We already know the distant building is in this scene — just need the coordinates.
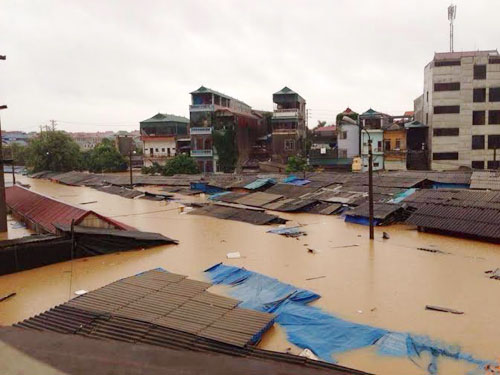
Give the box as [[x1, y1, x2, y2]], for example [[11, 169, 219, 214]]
[[2, 131, 29, 146], [415, 49, 500, 170], [309, 125, 346, 170], [359, 109, 391, 172], [271, 87, 306, 163], [140, 113, 189, 167], [189, 86, 261, 173], [383, 123, 407, 171], [405, 120, 429, 170], [70, 131, 115, 150], [337, 108, 360, 160]]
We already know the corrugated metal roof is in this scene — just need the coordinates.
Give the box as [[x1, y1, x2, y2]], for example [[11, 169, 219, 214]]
[[470, 170, 500, 190], [346, 202, 404, 220], [189, 205, 286, 225], [235, 192, 283, 207], [16, 269, 275, 348], [6, 186, 132, 234], [1, 326, 370, 375]]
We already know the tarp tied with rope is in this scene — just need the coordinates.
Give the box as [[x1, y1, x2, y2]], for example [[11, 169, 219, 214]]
[[205, 264, 494, 375]]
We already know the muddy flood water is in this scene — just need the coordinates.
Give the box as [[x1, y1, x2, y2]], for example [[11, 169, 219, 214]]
[[1, 175, 499, 375]]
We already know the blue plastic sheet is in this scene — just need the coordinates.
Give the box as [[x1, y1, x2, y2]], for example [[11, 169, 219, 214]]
[[388, 188, 417, 203], [244, 178, 275, 190], [205, 263, 492, 374], [282, 175, 311, 186]]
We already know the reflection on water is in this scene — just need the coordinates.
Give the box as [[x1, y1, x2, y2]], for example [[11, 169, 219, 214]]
[[0, 175, 499, 375]]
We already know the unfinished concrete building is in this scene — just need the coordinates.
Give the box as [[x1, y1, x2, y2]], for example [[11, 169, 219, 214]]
[[415, 50, 500, 170]]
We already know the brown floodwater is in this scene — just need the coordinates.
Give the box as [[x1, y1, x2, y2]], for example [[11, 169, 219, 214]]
[[1, 175, 500, 375]]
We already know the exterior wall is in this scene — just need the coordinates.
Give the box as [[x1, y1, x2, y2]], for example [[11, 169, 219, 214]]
[[383, 129, 407, 171], [338, 124, 360, 158], [414, 94, 424, 123], [423, 52, 500, 170], [143, 137, 177, 166], [79, 213, 120, 230], [361, 130, 384, 171]]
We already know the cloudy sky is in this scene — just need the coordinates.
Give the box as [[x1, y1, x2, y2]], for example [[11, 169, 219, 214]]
[[1, 0, 499, 132]]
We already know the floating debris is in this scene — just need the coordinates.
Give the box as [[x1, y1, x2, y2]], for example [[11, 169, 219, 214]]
[[267, 226, 305, 238], [425, 305, 464, 315], [305, 276, 326, 281], [226, 252, 241, 259], [0, 292, 16, 302]]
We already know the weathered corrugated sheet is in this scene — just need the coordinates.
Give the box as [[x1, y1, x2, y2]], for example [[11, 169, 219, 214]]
[[235, 192, 283, 207], [189, 205, 286, 225], [16, 269, 275, 348], [6, 186, 133, 234], [0, 326, 371, 375], [470, 170, 500, 190], [263, 183, 317, 199], [346, 202, 406, 221], [93, 185, 144, 199]]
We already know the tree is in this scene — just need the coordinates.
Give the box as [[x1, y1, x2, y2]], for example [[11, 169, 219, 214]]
[[86, 138, 127, 173], [25, 131, 82, 172], [213, 128, 237, 173], [286, 155, 312, 178], [161, 154, 199, 176], [316, 120, 327, 128]]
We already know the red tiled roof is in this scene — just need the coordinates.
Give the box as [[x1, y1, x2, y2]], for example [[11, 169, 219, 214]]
[[314, 126, 336, 132], [6, 186, 132, 234], [404, 111, 414, 117]]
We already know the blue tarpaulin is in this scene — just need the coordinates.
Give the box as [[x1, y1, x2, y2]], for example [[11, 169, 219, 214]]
[[205, 263, 492, 375], [388, 188, 417, 203], [282, 175, 311, 186], [190, 182, 225, 194]]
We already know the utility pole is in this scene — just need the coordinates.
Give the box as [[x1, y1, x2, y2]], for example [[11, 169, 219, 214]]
[[0, 54, 8, 232], [368, 138, 374, 240]]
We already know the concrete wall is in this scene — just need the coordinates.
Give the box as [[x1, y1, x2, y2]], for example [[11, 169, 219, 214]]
[[338, 124, 359, 158], [424, 53, 500, 170]]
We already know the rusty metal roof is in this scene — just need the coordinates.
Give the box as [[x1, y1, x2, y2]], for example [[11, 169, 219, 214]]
[[470, 170, 500, 190], [189, 205, 286, 225], [6, 186, 132, 234], [15, 269, 275, 348], [235, 192, 283, 207]]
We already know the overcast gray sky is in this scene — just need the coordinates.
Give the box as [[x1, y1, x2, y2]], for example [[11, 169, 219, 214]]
[[1, 0, 499, 132]]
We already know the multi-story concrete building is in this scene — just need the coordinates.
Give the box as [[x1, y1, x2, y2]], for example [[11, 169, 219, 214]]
[[337, 108, 360, 160], [271, 87, 306, 163], [70, 131, 115, 150], [415, 50, 500, 170], [140, 113, 189, 167], [359, 108, 391, 172], [189, 86, 260, 173]]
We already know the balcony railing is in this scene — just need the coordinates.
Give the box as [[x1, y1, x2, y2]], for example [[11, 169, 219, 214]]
[[190, 149, 213, 157], [272, 108, 299, 119], [189, 104, 215, 112], [272, 128, 298, 134], [190, 127, 213, 135]]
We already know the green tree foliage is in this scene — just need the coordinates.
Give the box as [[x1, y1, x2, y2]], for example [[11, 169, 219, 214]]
[[316, 120, 327, 128], [286, 155, 312, 178], [25, 131, 83, 172], [213, 128, 237, 173], [162, 154, 199, 176], [141, 155, 199, 176], [86, 138, 127, 173]]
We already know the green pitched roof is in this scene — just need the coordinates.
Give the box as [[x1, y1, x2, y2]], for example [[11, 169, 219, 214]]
[[190, 86, 250, 107], [361, 108, 380, 117], [273, 86, 296, 95], [141, 113, 189, 124], [404, 120, 428, 129]]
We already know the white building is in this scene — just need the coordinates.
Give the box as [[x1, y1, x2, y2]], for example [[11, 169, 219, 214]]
[[337, 117, 359, 159], [140, 113, 189, 167], [359, 109, 391, 172], [415, 50, 500, 170]]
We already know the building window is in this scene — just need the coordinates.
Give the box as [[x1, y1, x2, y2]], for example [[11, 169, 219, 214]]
[[433, 152, 459, 160], [473, 111, 486, 125], [426, 113, 429, 124], [284, 139, 295, 151], [149, 147, 153, 155], [489, 57, 500, 64], [489, 87, 500, 102], [472, 161, 485, 169], [395, 139, 401, 149], [434, 82, 460, 91], [167, 148, 171, 156], [434, 105, 460, 114], [433, 128, 459, 136], [434, 60, 461, 67], [161, 148, 165, 152], [488, 161, 500, 169], [377, 141, 382, 152], [384, 140, 391, 151], [488, 135, 500, 149], [373, 162, 380, 167], [473, 88, 486, 102], [472, 135, 485, 150], [155, 148, 159, 152], [489, 110, 500, 125], [474, 65, 487, 80], [426, 91, 429, 102]]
